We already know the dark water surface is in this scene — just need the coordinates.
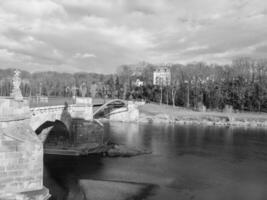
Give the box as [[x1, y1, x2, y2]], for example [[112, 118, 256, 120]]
[[44, 122, 267, 200]]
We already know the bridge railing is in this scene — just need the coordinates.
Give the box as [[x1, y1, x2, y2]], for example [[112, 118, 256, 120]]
[[29, 97, 111, 108], [0, 95, 107, 107], [27, 96, 74, 108]]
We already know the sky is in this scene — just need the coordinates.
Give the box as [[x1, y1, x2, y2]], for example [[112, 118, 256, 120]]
[[0, 0, 267, 74]]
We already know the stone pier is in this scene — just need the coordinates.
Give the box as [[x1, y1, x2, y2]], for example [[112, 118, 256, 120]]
[[0, 70, 49, 200], [72, 97, 93, 121], [0, 98, 50, 199]]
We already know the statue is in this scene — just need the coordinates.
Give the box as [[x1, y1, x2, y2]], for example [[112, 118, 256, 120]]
[[80, 82, 87, 97], [71, 85, 77, 97], [71, 85, 77, 103], [11, 69, 23, 101]]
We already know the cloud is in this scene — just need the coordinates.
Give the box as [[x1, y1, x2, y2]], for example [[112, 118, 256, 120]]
[[0, 0, 266, 73], [74, 53, 96, 59]]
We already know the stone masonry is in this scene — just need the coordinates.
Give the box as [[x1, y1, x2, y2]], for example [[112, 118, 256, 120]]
[[109, 101, 142, 122], [30, 97, 93, 132], [0, 71, 49, 200]]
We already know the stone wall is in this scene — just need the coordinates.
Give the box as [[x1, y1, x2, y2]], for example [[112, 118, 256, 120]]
[[75, 97, 92, 105], [73, 97, 93, 121], [0, 98, 49, 199], [109, 101, 140, 122]]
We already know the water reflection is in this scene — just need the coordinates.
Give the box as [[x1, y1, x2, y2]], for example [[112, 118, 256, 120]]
[[106, 123, 266, 161], [45, 123, 267, 200], [105, 123, 141, 146], [44, 155, 103, 200]]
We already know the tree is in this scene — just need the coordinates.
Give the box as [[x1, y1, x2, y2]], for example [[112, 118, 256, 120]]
[[115, 76, 120, 98], [170, 64, 182, 107]]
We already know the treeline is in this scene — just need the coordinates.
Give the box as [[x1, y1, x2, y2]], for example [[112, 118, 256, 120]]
[[1, 57, 267, 112], [116, 57, 267, 112]]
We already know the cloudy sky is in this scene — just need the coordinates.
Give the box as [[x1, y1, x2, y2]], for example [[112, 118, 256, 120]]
[[0, 0, 267, 73]]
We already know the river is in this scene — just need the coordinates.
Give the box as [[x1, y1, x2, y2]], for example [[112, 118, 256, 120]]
[[44, 122, 267, 200]]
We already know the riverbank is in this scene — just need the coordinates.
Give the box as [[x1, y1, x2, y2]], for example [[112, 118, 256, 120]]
[[138, 103, 267, 128]]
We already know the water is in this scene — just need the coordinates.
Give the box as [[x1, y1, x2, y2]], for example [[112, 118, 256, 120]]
[[44, 122, 267, 200]]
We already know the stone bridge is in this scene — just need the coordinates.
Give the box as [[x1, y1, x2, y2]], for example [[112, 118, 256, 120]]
[[0, 70, 144, 199], [93, 99, 142, 122], [30, 98, 143, 132], [0, 96, 142, 199], [30, 97, 93, 132], [1, 96, 143, 200]]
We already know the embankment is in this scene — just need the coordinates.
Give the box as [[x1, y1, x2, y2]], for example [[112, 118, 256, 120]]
[[138, 104, 267, 128]]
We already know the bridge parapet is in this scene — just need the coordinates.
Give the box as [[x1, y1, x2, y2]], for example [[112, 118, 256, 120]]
[[75, 97, 92, 105]]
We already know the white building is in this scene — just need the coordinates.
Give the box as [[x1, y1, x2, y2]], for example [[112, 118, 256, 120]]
[[153, 67, 171, 86], [135, 79, 144, 87]]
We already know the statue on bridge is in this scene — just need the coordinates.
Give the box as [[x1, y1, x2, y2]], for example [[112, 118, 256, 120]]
[[80, 82, 87, 97], [11, 69, 23, 101], [71, 85, 78, 103]]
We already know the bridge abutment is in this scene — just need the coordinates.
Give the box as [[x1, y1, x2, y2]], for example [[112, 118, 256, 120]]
[[109, 101, 143, 122]]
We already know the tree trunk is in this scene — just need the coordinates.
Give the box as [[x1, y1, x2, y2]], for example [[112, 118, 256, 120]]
[[160, 86, 162, 105], [172, 88, 176, 108], [166, 88, 169, 105], [186, 83, 190, 108]]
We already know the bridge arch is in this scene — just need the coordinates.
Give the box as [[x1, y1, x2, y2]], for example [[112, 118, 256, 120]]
[[93, 99, 128, 118], [36, 120, 70, 143], [30, 102, 74, 132]]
